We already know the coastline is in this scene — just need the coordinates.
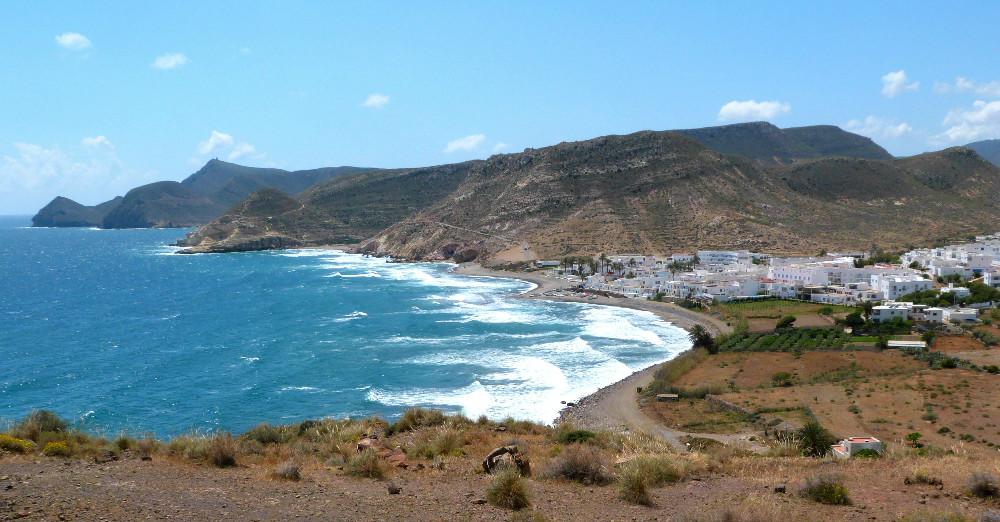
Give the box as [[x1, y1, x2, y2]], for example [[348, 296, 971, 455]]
[[452, 262, 731, 435]]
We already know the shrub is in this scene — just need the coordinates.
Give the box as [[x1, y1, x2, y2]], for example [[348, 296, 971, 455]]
[[115, 435, 135, 451], [775, 315, 796, 329], [616, 466, 652, 506], [345, 449, 388, 479], [556, 429, 596, 445], [771, 371, 793, 387], [852, 448, 881, 459], [625, 455, 679, 486], [969, 471, 1000, 499], [42, 441, 71, 457], [135, 437, 159, 457], [208, 433, 238, 467], [272, 460, 301, 481], [800, 473, 851, 505], [543, 444, 610, 484], [242, 423, 287, 445], [387, 408, 447, 435], [431, 429, 464, 456], [15, 410, 69, 441], [487, 469, 531, 510], [0, 434, 33, 453]]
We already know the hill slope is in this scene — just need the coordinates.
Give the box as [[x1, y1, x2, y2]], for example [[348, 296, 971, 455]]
[[675, 122, 892, 165], [180, 160, 371, 207], [363, 131, 999, 261], [102, 182, 225, 228]]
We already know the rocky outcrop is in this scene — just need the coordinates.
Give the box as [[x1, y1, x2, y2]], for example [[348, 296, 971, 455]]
[[31, 196, 123, 227], [102, 182, 225, 228], [482, 445, 530, 476]]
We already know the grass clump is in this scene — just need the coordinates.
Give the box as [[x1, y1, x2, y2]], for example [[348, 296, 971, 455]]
[[431, 428, 464, 456], [345, 449, 388, 479], [387, 408, 447, 435], [115, 434, 135, 451], [968, 471, 1000, 499], [556, 429, 596, 445], [242, 423, 289, 445], [272, 460, 301, 481], [0, 434, 34, 453], [487, 469, 531, 510], [616, 465, 652, 506], [543, 444, 610, 484], [900, 512, 973, 522], [42, 441, 71, 457], [625, 455, 680, 486], [14, 410, 69, 441], [800, 473, 851, 505], [208, 433, 238, 467]]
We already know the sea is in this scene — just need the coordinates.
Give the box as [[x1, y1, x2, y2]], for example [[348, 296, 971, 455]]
[[0, 215, 689, 436]]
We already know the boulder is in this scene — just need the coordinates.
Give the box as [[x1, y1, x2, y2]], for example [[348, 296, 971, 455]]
[[482, 445, 531, 476], [357, 435, 393, 458], [386, 447, 409, 469]]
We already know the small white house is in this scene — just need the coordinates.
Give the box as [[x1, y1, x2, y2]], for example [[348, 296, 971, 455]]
[[943, 308, 979, 323], [831, 437, 883, 459], [872, 302, 912, 323], [939, 284, 971, 299]]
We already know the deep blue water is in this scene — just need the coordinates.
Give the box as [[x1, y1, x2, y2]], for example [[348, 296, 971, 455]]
[[0, 215, 689, 436]]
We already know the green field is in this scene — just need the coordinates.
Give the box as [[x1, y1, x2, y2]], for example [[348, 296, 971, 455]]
[[717, 328, 853, 352], [717, 299, 854, 316]]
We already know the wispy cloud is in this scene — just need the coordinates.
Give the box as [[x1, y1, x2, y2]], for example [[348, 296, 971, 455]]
[[881, 70, 919, 98], [81, 135, 114, 150], [228, 143, 258, 161], [717, 100, 790, 122], [55, 32, 91, 50], [152, 53, 189, 70], [196, 131, 234, 155], [444, 134, 486, 153], [933, 100, 1000, 143], [934, 77, 1000, 97], [492, 142, 508, 152], [362, 93, 390, 108], [844, 116, 913, 139]]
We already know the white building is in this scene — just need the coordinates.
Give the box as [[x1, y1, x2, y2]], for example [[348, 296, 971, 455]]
[[832, 437, 883, 459], [697, 250, 752, 266], [871, 274, 934, 301], [871, 302, 912, 323], [943, 308, 979, 323], [984, 271, 1000, 290]]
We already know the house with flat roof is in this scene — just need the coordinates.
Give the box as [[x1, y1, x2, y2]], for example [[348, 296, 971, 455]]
[[831, 437, 882, 459]]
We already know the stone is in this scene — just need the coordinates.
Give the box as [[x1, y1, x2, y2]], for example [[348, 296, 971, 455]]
[[482, 445, 531, 476], [386, 448, 409, 469], [774, 484, 786, 494], [387, 482, 401, 495], [357, 436, 393, 458], [472, 499, 487, 505], [140, 455, 152, 461]]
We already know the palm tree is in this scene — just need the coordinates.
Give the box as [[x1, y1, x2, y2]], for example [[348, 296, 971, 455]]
[[599, 253, 609, 274], [796, 421, 834, 457], [860, 301, 874, 324], [688, 325, 717, 354]]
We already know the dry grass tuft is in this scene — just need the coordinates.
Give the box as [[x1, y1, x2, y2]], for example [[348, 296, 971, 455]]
[[616, 465, 652, 506], [272, 460, 301, 481], [345, 449, 388, 479], [543, 444, 610, 484], [208, 433, 238, 467], [487, 469, 531, 510]]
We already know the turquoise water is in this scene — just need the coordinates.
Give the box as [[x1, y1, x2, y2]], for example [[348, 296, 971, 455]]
[[0, 215, 689, 436]]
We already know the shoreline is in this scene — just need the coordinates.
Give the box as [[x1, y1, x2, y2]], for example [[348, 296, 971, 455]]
[[452, 262, 731, 434]]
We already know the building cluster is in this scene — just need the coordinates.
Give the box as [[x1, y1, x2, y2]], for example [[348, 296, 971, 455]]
[[565, 236, 1000, 308]]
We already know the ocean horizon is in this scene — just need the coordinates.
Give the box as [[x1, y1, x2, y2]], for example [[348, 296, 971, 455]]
[[0, 215, 689, 436]]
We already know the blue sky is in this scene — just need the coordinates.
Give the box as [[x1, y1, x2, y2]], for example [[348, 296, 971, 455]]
[[3, 2, 1000, 214]]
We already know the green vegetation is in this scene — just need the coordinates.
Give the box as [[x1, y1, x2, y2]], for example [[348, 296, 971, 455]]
[[717, 328, 852, 352], [900, 283, 1000, 306], [543, 444, 610, 484], [616, 465, 652, 506], [557, 429, 596, 445], [972, 330, 999, 347], [800, 473, 851, 505], [968, 471, 1000, 499], [775, 315, 796, 329], [797, 421, 835, 457], [487, 469, 531, 510], [345, 449, 389, 479], [688, 325, 717, 354], [771, 371, 794, 387]]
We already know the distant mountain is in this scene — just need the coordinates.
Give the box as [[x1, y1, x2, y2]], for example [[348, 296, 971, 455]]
[[32, 160, 372, 228], [174, 164, 475, 252], [966, 139, 1000, 167], [101, 182, 225, 228], [675, 122, 893, 165], [178, 127, 1000, 259]]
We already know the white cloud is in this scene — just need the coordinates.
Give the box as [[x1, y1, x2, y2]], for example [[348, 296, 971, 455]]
[[196, 131, 234, 155], [933, 77, 1000, 97], [0, 138, 151, 214], [492, 142, 508, 152], [444, 134, 486, 153], [881, 70, 919, 98], [362, 93, 390, 108], [228, 143, 259, 161], [844, 116, 913, 140], [152, 53, 189, 70], [81, 135, 114, 150], [934, 100, 1000, 143], [717, 100, 790, 122], [55, 32, 91, 50]]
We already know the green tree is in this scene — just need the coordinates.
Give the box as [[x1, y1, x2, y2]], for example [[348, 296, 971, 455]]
[[843, 312, 865, 328], [875, 335, 889, 350], [688, 325, 717, 355], [921, 330, 936, 346], [775, 315, 796, 329], [860, 301, 874, 324], [797, 421, 834, 457]]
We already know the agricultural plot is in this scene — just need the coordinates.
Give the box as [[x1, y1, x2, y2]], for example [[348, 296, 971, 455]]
[[717, 328, 853, 352]]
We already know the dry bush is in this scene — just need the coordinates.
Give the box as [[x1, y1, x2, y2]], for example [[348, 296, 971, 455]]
[[431, 428, 464, 456], [345, 449, 388, 479], [487, 469, 531, 510], [135, 437, 159, 457], [272, 460, 301, 481], [543, 444, 610, 484], [209, 433, 238, 467], [969, 471, 1000, 499], [387, 408, 447, 435], [706, 493, 785, 522], [800, 473, 851, 505], [13, 410, 69, 441], [114, 434, 135, 451], [626, 455, 681, 486], [616, 465, 651, 506]]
